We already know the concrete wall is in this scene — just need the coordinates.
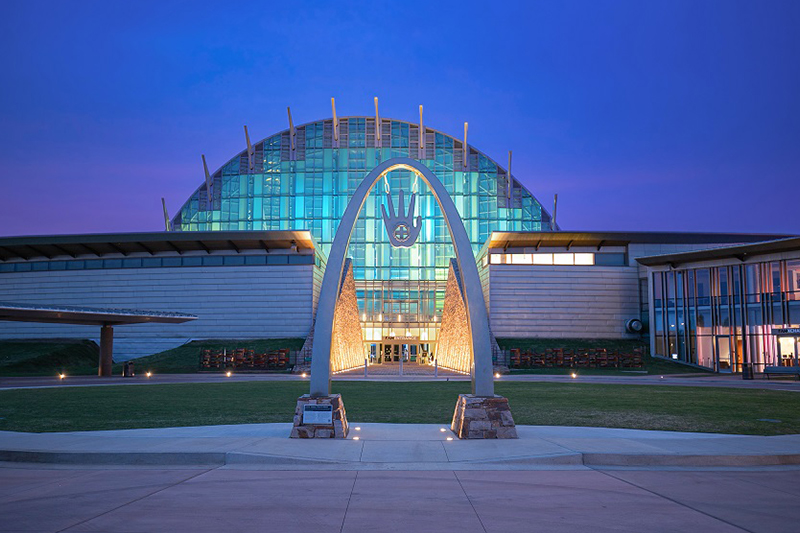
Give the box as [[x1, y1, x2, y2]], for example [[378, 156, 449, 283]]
[[486, 263, 641, 339], [0, 263, 316, 360]]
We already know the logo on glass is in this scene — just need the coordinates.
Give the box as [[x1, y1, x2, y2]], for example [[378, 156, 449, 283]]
[[381, 189, 421, 248]]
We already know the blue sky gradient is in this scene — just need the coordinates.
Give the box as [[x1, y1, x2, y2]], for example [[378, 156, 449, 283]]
[[1, 0, 798, 236]]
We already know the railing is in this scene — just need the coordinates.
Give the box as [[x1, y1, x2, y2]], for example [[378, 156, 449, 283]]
[[199, 348, 297, 371], [504, 347, 645, 369]]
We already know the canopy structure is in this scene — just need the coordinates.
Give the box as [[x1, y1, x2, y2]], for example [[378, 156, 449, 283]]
[[0, 302, 197, 376]]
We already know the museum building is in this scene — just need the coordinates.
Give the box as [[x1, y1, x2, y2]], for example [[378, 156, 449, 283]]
[[0, 112, 797, 374]]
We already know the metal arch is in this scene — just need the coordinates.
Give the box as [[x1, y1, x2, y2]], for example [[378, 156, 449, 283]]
[[309, 157, 494, 397]]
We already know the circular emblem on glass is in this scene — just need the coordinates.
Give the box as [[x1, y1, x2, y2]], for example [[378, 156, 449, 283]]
[[393, 224, 410, 243]]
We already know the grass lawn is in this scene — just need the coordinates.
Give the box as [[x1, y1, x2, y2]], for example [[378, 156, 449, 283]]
[[0, 381, 798, 435]]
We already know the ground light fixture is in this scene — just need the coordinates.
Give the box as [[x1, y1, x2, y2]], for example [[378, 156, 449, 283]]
[[355, 427, 361, 431], [446, 437, 454, 441], [146, 371, 152, 378], [440, 428, 446, 432], [571, 372, 577, 379], [495, 372, 500, 378], [352, 436, 360, 441], [226, 371, 232, 377], [58, 373, 65, 380]]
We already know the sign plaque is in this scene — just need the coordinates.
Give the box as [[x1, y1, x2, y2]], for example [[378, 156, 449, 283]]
[[773, 328, 800, 336], [303, 404, 333, 425]]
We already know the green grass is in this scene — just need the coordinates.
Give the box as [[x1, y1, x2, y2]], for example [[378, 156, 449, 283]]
[[496, 337, 711, 375], [118, 338, 305, 374], [0, 381, 798, 435], [0, 340, 99, 376]]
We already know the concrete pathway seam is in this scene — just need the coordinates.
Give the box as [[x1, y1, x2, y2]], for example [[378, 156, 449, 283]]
[[54, 467, 217, 533], [452, 471, 488, 533], [338, 470, 359, 533], [594, 468, 756, 533]]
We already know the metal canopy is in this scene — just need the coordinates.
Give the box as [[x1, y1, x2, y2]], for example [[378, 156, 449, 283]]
[[636, 237, 800, 267], [0, 302, 197, 326], [484, 231, 795, 252], [0, 230, 317, 262]]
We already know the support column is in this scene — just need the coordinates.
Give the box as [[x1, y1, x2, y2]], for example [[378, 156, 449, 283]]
[[99, 324, 113, 377]]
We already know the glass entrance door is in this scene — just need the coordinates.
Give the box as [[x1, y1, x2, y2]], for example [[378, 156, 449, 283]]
[[778, 336, 799, 367], [716, 336, 732, 372]]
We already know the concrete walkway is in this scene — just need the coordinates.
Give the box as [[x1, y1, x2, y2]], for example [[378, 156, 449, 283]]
[[2, 424, 800, 532], [3, 372, 800, 391], [2, 423, 800, 469]]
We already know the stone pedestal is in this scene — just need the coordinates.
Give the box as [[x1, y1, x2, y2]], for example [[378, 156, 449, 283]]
[[289, 394, 349, 438], [451, 394, 517, 439]]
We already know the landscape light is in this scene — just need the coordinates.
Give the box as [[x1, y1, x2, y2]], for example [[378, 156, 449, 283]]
[[571, 373, 577, 379], [146, 371, 152, 378], [495, 372, 500, 378], [226, 371, 232, 377], [439, 428, 446, 432], [355, 427, 361, 431], [301, 372, 307, 378], [446, 437, 453, 441], [58, 373, 65, 380], [353, 436, 360, 440]]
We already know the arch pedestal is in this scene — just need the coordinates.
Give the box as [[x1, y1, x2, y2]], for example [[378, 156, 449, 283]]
[[291, 157, 516, 439]]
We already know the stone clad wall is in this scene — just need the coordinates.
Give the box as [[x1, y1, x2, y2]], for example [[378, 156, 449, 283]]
[[330, 259, 364, 372], [436, 259, 471, 374]]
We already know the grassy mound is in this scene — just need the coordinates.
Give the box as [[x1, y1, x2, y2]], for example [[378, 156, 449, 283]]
[[119, 338, 306, 374], [496, 337, 711, 375], [0, 340, 99, 376]]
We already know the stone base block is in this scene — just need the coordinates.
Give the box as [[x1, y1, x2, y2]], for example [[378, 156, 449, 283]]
[[451, 394, 518, 439], [289, 394, 349, 439]]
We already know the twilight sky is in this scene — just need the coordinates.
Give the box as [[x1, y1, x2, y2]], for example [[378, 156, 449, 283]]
[[1, 0, 798, 237]]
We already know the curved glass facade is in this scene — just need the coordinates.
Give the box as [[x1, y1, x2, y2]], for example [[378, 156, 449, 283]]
[[173, 117, 552, 347]]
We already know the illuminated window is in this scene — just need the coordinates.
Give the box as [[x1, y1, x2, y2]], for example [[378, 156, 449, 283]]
[[574, 253, 594, 265], [553, 253, 573, 265], [532, 253, 553, 265]]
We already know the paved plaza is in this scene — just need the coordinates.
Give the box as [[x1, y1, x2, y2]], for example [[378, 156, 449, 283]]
[[1, 423, 800, 532]]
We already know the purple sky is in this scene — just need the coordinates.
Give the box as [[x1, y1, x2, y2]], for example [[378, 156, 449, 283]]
[[1, 0, 798, 237]]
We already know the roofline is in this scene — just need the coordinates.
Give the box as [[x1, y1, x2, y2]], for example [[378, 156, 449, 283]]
[[636, 236, 800, 267], [174, 115, 553, 225], [478, 230, 797, 258], [0, 230, 320, 263]]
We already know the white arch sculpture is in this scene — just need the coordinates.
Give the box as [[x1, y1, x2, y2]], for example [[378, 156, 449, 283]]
[[310, 157, 494, 397]]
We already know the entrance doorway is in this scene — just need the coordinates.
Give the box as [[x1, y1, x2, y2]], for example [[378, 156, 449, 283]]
[[777, 335, 799, 367], [367, 339, 434, 368], [716, 336, 732, 372]]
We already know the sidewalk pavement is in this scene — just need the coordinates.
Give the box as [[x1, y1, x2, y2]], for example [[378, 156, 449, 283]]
[[3, 371, 800, 391], [2, 424, 800, 532], [2, 423, 800, 469]]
